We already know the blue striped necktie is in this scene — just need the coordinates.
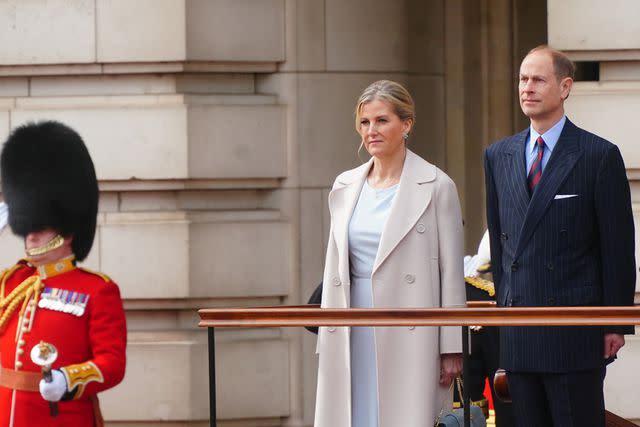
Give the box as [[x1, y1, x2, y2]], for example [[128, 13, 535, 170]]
[[527, 136, 545, 193]]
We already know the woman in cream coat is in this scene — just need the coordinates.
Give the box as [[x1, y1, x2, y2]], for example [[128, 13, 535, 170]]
[[314, 80, 465, 427]]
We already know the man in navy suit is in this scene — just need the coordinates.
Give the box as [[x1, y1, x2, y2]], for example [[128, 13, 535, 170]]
[[484, 45, 636, 426]]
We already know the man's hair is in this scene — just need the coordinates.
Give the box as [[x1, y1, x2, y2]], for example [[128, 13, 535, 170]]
[[527, 45, 576, 81]]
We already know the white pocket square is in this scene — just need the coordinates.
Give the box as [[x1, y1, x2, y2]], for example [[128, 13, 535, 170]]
[[554, 194, 578, 200]]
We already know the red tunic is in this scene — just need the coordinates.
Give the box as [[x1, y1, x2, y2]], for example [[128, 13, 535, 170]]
[[0, 258, 126, 427]]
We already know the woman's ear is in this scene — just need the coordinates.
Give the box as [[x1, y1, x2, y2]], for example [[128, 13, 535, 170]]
[[403, 118, 413, 136]]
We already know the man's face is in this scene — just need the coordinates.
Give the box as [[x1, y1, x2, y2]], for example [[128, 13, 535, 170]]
[[518, 50, 572, 123], [25, 228, 73, 265]]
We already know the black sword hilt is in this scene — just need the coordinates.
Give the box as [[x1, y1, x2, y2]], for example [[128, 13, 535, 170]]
[[42, 366, 58, 417]]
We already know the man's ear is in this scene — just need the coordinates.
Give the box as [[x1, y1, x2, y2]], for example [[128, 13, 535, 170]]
[[561, 77, 573, 100]]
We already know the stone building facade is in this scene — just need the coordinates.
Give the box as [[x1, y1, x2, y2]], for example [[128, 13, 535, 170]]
[[0, 0, 637, 425]]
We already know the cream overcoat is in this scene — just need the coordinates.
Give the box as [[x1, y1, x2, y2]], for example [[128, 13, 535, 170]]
[[314, 149, 465, 427]]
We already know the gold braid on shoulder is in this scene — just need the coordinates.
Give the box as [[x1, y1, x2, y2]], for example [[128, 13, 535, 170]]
[[0, 271, 44, 333], [464, 276, 495, 297]]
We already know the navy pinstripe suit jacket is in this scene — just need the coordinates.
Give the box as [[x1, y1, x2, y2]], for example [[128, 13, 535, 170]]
[[484, 118, 636, 373]]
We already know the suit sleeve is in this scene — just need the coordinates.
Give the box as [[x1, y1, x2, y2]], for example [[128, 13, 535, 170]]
[[436, 176, 466, 354], [594, 145, 636, 335], [61, 282, 127, 399], [484, 149, 504, 304]]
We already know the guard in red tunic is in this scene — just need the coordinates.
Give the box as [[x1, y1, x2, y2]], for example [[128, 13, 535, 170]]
[[0, 121, 126, 427]]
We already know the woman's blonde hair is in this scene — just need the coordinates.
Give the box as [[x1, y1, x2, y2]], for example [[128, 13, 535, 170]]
[[354, 80, 415, 131]]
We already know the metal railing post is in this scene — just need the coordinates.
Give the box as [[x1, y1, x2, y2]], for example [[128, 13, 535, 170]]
[[208, 327, 217, 427], [462, 325, 470, 427]]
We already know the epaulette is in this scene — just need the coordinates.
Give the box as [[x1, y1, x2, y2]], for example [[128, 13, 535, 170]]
[[78, 266, 112, 283], [0, 260, 29, 283], [465, 276, 495, 297]]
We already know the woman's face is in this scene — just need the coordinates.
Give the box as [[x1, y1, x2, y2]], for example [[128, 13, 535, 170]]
[[357, 99, 411, 159]]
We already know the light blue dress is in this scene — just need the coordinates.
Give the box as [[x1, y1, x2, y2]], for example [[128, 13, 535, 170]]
[[348, 180, 398, 427]]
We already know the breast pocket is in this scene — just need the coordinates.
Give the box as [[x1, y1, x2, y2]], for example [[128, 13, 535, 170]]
[[551, 194, 579, 218]]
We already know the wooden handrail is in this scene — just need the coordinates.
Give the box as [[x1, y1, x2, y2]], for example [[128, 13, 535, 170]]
[[606, 410, 638, 427], [198, 304, 640, 427], [466, 301, 496, 308], [198, 305, 640, 328]]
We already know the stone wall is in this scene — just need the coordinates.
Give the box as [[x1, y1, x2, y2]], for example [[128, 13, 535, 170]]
[[0, 1, 292, 426], [0, 0, 638, 425]]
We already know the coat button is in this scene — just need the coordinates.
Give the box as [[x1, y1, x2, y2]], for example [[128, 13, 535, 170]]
[[547, 297, 556, 306], [15, 361, 22, 369], [416, 223, 426, 233], [404, 274, 415, 284], [500, 232, 508, 240], [547, 262, 554, 271], [328, 327, 336, 332], [332, 277, 341, 286], [511, 262, 518, 272]]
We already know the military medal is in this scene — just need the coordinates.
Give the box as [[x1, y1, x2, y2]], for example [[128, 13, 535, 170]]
[[38, 288, 89, 316]]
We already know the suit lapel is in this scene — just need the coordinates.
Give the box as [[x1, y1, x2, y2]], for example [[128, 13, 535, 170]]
[[328, 159, 372, 287], [515, 119, 582, 258], [501, 129, 530, 221], [372, 150, 435, 275]]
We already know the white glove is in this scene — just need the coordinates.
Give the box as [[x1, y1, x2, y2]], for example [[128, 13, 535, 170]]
[[0, 202, 7, 234], [463, 230, 492, 277], [39, 369, 67, 402], [464, 254, 484, 277]]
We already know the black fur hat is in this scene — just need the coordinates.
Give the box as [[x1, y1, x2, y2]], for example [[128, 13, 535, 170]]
[[0, 121, 98, 261]]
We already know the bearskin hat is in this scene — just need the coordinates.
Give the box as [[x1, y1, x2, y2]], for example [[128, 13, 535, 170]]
[[0, 121, 98, 261]]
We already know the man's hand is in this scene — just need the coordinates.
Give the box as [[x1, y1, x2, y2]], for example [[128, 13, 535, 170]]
[[39, 369, 67, 402], [440, 353, 462, 386], [604, 333, 625, 359]]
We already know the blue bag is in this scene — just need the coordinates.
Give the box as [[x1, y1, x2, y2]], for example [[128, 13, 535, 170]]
[[435, 377, 487, 427], [436, 404, 486, 427]]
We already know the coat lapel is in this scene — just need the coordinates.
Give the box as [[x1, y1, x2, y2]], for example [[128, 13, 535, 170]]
[[515, 119, 582, 258], [328, 159, 372, 287], [372, 150, 436, 275]]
